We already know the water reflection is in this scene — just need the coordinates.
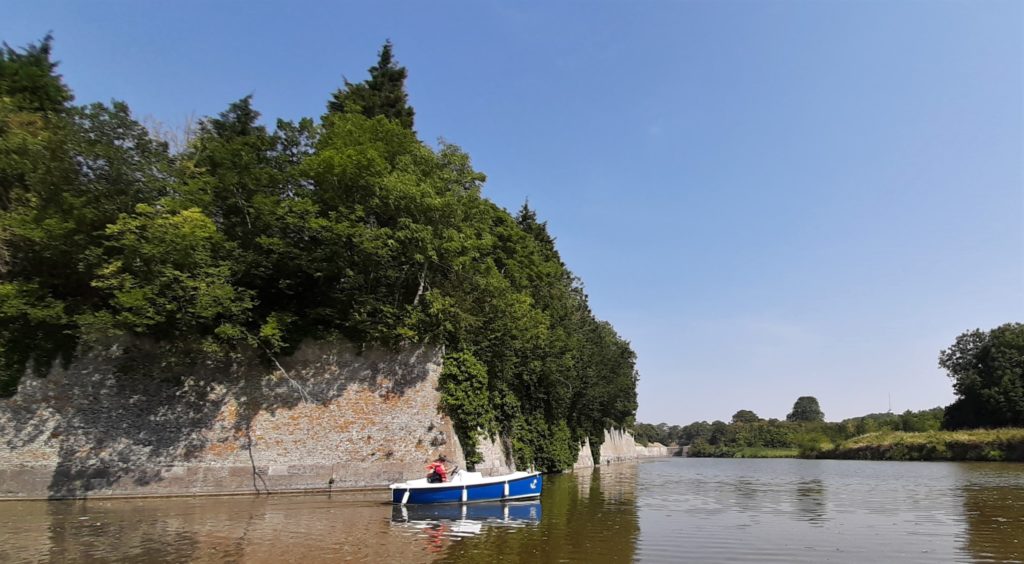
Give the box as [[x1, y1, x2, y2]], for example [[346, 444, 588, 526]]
[[958, 465, 1024, 563], [440, 465, 640, 563], [0, 492, 435, 563], [44, 500, 204, 563], [793, 479, 827, 525], [3, 460, 1024, 563], [391, 500, 542, 552]]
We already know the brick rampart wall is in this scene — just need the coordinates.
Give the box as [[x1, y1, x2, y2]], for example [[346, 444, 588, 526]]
[[0, 340, 462, 499]]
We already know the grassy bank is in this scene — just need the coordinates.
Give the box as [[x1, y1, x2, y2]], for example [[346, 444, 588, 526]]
[[687, 445, 798, 459], [817, 429, 1024, 461], [733, 447, 799, 458]]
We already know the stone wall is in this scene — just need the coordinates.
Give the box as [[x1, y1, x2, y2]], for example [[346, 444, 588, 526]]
[[636, 442, 669, 457], [598, 428, 643, 464], [473, 433, 516, 477], [0, 339, 463, 499], [573, 437, 595, 469], [572, 429, 672, 468]]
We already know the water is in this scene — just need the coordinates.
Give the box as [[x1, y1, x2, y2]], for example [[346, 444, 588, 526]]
[[1, 458, 1022, 563]]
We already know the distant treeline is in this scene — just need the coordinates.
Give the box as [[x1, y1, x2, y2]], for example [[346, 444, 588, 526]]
[[636, 322, 1022, 461], [634, 402, 944, 458], [0, 37, 637, 471]]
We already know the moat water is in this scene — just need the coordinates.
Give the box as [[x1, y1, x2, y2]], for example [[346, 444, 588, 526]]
[[2, 458, 1023, 563]]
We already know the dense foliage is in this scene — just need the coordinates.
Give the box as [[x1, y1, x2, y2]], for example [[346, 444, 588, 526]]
[[824, 429, 1024, 461], [940, 323, 1024, 430], [0, 38, 638, 471], [634, 395, 944, 458], [786, 396, 824, 422], [731, 409, 760, 424]]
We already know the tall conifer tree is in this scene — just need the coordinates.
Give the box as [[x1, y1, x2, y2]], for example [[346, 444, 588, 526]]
[[327, 40, 415, 130], [0, 34, 72, 114]]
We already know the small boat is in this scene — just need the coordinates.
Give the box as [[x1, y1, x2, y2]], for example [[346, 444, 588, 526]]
[[390, 470, 542, 505]]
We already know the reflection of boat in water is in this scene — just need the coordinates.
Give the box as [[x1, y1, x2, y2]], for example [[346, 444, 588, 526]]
[[392, 500, 542, 525], [390, 470, 542, 504], [390, 501, 542, 548]]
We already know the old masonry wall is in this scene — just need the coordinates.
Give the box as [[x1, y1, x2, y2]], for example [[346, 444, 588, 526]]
[[0, 340, 468, 499], [0, 338, 663, 500], [572, 429, 670, 469]]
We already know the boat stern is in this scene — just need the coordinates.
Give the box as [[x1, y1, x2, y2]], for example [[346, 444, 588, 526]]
[[506, 472, 542, 499], [391, 486, 408, 505]]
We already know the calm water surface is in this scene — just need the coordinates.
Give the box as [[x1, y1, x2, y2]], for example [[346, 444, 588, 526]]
[[1, 458, 1023, 563]]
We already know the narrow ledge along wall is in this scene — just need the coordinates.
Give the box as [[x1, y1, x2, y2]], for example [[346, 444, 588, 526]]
[[0, 339, 464, 499]]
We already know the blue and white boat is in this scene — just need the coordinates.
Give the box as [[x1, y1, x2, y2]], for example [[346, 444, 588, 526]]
[[390, 470, 542, 505]]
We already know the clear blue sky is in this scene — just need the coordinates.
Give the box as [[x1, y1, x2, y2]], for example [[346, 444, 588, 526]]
[[4, 1, 1021, 423]]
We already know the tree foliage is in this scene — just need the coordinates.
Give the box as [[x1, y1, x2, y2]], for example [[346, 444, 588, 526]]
[[941, 323, 1024, 430], [327, 40, 415, 130], [638, 405, 944, 458], [0, 37, 637, 471], [0, 34, 72, 114], [787, 396, 824, 422], [731, 409, 761, 424]]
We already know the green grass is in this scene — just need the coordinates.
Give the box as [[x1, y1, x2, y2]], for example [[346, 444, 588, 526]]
[[821, 429, 1024, 461], [731, 447, 799, 458]]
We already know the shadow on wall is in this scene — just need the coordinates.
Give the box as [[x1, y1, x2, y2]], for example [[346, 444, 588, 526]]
[[0, 339, 438, 498]]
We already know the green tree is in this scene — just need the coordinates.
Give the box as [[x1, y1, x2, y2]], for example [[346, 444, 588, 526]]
[[0, 36, 640, 474], [787, 396, 825, 422], [708, 420, 730, 445], [678, 421, 712, 445], [327, 40, 415, 130], [1, 37, 173, 393], [0, 34, 72, 114], [941, 323, 1024, 429], [898, 408, 943, 433], [731, 409, 761, 424]]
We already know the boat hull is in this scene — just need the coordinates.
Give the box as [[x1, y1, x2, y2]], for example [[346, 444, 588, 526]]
[[391, 472, 542, 505]]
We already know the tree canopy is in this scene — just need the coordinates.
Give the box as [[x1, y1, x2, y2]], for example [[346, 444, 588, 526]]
[[327, 40, 415, 130], [0, 34, 72, 114], [731, 409, 761, 424], [786, 396, 824, 422], [0, 37, 637, 471], [941, 323, 1024, 430]]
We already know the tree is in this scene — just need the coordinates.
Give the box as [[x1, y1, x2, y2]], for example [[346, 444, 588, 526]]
[[0, 34, 72, 114], [0, 36, 640, 474], [787, 396, 824, 422], [708, 420, 729, 445], [941, 323, 1024, 429], [326, 40, 415, 130], [1, 36, 173, 394], [731, 409, 761, 424]]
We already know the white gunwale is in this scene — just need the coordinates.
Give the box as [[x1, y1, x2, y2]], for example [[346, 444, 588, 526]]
[[389, 470, 540, 490]]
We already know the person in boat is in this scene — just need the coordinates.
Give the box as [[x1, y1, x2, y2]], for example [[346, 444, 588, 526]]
[[425, 455, 448, 483]]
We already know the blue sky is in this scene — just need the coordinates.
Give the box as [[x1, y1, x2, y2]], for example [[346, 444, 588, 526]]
[[4, 1, 1021, 423]]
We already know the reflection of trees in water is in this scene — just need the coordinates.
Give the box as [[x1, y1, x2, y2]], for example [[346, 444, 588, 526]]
[[719, 476, 827, 525], [729, 478, 762, 514], [961, 485, 1024, 562], [793, 479, 827, 525], [440, 466, 640, 564]]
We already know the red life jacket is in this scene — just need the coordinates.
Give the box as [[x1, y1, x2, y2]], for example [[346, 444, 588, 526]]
[[426, 462, 448, 482]]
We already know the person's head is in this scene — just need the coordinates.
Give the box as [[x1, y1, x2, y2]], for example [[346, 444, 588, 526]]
[[436, 454, 447, 463]]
